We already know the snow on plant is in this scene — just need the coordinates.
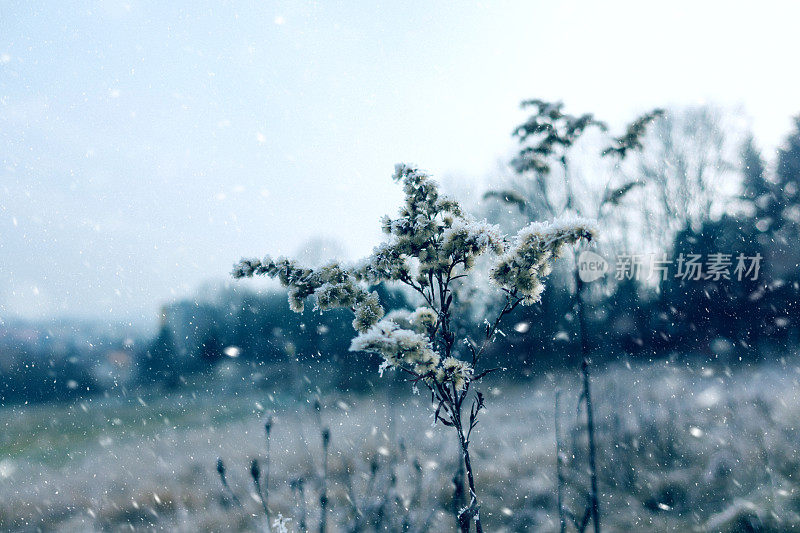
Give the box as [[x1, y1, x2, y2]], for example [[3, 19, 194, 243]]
[[233, 164, 596, 532]]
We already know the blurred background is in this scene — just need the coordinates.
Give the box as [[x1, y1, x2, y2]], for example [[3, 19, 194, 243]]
[[2, 1, 800, 531]]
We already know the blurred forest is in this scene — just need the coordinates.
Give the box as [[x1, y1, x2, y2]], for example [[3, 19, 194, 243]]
[[3, 104, 800, 405]]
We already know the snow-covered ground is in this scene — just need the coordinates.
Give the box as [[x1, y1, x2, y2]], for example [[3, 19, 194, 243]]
[[1, 357, 799, 532]]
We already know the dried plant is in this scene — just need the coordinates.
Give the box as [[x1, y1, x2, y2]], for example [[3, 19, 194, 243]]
[[557, 363, 601, 533], [319, 426, 330, 533], [290, 477, 308, 533], [216, 416, 275, 530], [251, 458, 268, 520], [233, 164, 596, 531], [215, 458, 242, 508], [581, 360, 600, 533], [555, 388, 566, 533], [501, 100, 663, 533]]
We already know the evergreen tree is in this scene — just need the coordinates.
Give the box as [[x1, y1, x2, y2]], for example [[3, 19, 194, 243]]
[[144, 323, 179, 386], [740, 135, 776, 226], [775, 115, 800, 229]]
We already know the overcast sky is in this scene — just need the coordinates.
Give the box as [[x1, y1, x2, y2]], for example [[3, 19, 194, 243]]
[[1, 0, 799, 328]]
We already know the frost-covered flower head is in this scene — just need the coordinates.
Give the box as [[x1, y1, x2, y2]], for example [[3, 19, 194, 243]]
[[233, 164, 595, 392], [384, 306, 437, 333], [350, 319, 440, 377], [439, 356, 474, 392], [491, 216, 597, 304], [232, 256, 384, 332]]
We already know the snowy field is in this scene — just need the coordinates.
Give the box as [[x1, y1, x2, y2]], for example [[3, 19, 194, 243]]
[[2, 357, 800, 532]]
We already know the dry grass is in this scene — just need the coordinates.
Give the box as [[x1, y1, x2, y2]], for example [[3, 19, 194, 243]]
[[2, 355, 800, 531]]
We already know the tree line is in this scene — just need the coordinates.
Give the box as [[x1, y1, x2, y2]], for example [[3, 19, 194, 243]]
[[2, 104, 799, 404]]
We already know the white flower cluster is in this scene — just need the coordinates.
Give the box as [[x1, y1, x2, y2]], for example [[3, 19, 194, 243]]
[[357, 305, 479, 388], [491, 216, 598, 303], [349, 317, 474, 391], [360, 165, 506, 286], [353, 241, 409, 284], [384, 306, 438, 333], [232, 256, 384, 332], [440, 356, 474, 392], [349, 319, 441, 377], [440, 215, 505, 269]]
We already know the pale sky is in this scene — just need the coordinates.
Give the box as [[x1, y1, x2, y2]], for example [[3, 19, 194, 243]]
[[1, 0, 799, 328]]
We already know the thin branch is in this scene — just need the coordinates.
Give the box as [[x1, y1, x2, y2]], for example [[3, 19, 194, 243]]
[[473, 292, 524, 365], [471, 368, 500, 381]]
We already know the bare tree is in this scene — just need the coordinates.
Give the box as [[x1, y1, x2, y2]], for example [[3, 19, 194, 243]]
[[635, 105, 745, 253]]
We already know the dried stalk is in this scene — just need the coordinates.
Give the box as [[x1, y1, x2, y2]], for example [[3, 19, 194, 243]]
[[555, 388, 566, 533]]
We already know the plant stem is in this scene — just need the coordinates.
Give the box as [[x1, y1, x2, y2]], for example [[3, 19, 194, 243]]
[[453, 462, 467, 532], [555, 389, 566, 533], [453, 411, 483, 533], [575, 266, 589, 358], [293, 478, 307, 533], [251, 459, 270, 525], [582, 359, 600, 533], [264, 418, 272, 525], [319, 427, 330, 533], [576, 262, 600, 533], [215, 458, 242, 508]]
